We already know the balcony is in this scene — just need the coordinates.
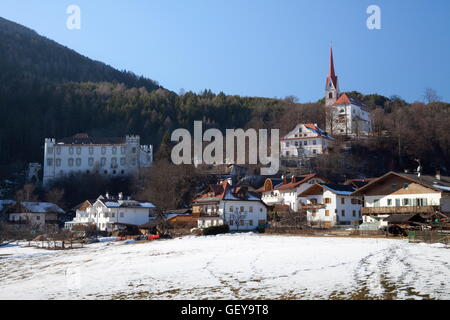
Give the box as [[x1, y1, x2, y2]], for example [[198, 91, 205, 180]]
[[362, 206, 438, 215], [301, 203, 325, 210]]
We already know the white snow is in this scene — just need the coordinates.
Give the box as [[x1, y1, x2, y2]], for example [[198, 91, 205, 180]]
[[0, 234, 449, 300]]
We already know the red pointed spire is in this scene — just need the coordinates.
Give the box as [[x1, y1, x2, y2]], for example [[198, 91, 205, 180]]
[[326, 46, 338, 89]]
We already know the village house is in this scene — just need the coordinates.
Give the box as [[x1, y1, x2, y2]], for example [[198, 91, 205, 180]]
[[43, 134, 153, 186], [5, 201, 64, 230], [352, 171, 450, 230], [298, 184, 363, 228], [325, 47, 372, 136], [280, 123, 333, 159], [257, 174, 330, 212], [192, 180, 268, 231], [65, 193, 156, 232]]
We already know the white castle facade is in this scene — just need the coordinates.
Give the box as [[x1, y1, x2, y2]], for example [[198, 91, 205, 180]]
[[43, 134, 153, 186]]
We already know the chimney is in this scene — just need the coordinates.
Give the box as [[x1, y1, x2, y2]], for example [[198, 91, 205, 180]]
[[292, 175, 296, 183], [436, 170, 441, 181], [105, 192, 110, 200], [118, 192, 123, 200], [282, 175, 287, 184]]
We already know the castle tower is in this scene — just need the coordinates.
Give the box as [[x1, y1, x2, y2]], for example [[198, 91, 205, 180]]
[[325, 46, 339, 107]]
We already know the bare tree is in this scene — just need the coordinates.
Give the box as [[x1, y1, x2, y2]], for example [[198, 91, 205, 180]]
[[424, 88, 441, 104]]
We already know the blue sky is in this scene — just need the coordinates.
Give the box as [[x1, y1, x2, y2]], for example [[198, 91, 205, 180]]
[[1, 0, 449, 102]]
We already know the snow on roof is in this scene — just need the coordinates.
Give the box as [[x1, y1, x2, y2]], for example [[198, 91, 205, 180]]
[[139, 202, 156, 208], [104, 202, 121, 208], [20, 202, 64, 214], [320, 184, 356, 196], [433, 185, 450, 192], [0, 200, 15, 211]]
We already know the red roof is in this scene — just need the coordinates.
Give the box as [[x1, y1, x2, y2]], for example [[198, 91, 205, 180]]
[[275, 174, 327, 191], [332, 93, 368, 110]]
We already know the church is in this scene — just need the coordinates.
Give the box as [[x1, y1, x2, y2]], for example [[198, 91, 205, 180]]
[[324, 48, 372, 136]]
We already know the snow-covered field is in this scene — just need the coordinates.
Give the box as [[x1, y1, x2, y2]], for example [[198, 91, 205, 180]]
[[0, 234, 449, 300]]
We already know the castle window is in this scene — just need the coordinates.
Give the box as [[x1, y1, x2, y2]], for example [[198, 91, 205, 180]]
[[101, 158, 107, 166], [47, 159, 53, 166], [89, 147, 94, 155], [112, 147, 117, 155], [76, 147, 81, 155], [68, 159, 74, 167], [69, 147, 74, 155], [329, 93, 332, 99], [76, 158, 81, 166]]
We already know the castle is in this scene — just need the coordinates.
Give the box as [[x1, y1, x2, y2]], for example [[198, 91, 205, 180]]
[[43, 134, 153, 186]]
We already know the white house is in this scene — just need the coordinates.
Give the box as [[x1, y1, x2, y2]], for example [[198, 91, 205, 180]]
[[281, 124, 333, 159], [43, 134, 153, 186], [65, 194, 156, 232], [193, 181, 268, 231], [257, 174, 330, 212], [324, 47, 372, 136], [352, 171, 450, 229], [5, 201, 64, 230], [298, 183, 363, 228]]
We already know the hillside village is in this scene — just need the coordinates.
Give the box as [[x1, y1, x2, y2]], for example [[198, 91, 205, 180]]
[[1, 48, 449, 246]]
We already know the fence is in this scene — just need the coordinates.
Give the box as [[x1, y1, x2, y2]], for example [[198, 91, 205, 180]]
[[408, 230, 450, 244]]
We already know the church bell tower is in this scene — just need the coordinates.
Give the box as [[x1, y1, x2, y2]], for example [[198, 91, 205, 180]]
[[325, 46, 339, 107]]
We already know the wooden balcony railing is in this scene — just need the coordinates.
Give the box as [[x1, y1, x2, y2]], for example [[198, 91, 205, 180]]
[[362, 206, 438, 215]]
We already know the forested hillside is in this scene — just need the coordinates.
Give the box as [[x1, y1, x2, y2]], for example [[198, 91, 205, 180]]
[[0, 16, 449, 184]]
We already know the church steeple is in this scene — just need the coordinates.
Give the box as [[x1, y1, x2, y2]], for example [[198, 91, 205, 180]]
[[325, 46, 339, 106]]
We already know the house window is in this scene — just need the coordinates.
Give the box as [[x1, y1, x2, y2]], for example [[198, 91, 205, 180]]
[[101, 158, 107, 166], [387, 199, 393, 206], [353, 210, 356, 217], [89, 147, 94, 155], [286, 142, 290, 147], [68, 158, 74, 167], [89, 158, 94, 166], [120, 212, 124, 218], [249, 206, 253, 213], [229, 219, 234, 226], [112, 147, 117, 155], [325, 210, 330, 217], [112, 213, 115, 218], [121, 147, 126, 154], [101, 147, 106, 155], [76, 158, 82, 166], [47, 147, 54, 154], [132, 147, 137, 154], [240, 220, 244, 226], [313, 140, 317, 145], [304, 141, 307, 146], [56, 147, 61, 155], [240, 207, 244, 212], [76, 147, 81, 155], [69, 147, 74, 155], [342, 210, 346, 217], [373, 199, 380, 207], [313, 149, 317, 154], [403, 183, 409, 190], [249, 220, 253, 226], [403, 199, 410, 206], [111, 158, 117, 166], [47, 159, 53, 166], [36, 216, 41, 221], [229, 206, 234, 213], [395, 199, 401, 207], [341, 198, 345, 205]]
